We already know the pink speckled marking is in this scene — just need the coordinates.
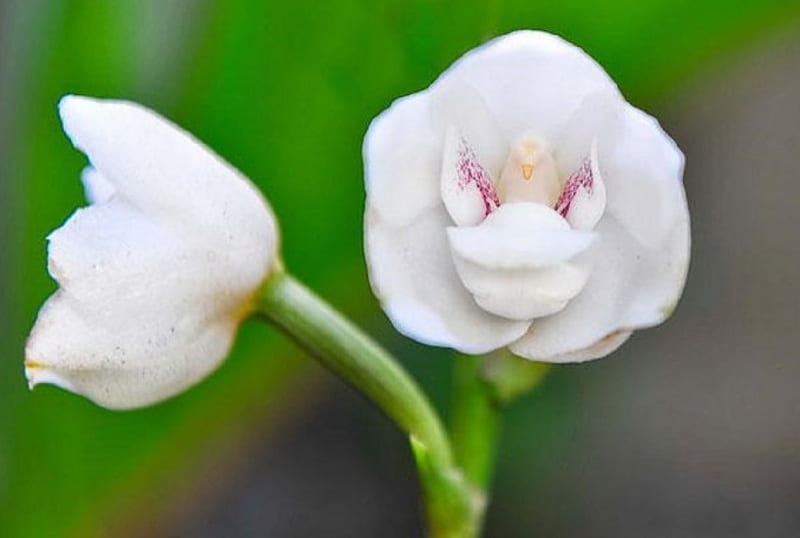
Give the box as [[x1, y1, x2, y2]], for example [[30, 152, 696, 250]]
[[555, 158, 593, 217], [456, 137, 500, 217]]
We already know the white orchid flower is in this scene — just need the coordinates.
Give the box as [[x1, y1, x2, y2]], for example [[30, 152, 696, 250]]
[[25, 96, 279, 409], [364, 31, 690, 362]]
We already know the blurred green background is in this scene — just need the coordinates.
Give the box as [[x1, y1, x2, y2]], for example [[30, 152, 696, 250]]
[[2, 1, 800, 537]]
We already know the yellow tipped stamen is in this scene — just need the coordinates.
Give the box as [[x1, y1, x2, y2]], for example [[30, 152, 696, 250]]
[[498, 133, 561, 205], [25, 360, 43, 369], [521, 164, 534, 180]]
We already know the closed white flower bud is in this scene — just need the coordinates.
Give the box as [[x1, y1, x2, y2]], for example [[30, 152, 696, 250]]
[[25, 96, 279, 408]]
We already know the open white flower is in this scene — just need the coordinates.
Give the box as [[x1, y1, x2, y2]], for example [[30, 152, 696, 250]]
[[364, 31, 690, 362], [25, 96, 279, 409]]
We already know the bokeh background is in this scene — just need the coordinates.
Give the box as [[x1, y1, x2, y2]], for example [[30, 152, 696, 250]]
[[2, 1, 800, 537]]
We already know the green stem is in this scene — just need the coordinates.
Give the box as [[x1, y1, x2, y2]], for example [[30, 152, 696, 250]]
[[449, 353, 553, 537], [255, 269, 476, 537], [450, 356, 502, 491]]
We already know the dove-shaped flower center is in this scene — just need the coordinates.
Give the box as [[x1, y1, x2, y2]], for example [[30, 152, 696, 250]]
[[363, 30, 690, 362], [442, 128, 605, 230], [440, 124, 605, 322]]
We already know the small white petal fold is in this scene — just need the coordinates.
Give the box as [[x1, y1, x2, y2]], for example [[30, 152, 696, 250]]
[[556, 141, 607, 231], [447, 204, 591, 320], [440, 126, 500, 227], [447, 203, 594, 269]]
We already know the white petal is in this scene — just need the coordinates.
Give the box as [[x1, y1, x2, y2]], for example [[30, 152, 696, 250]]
[[26, 200, 247, 408], [364, 92, 443, 228], [450, 255, 589, 321], [59, 95, 276, 258], [440, 126, 500, 226], [446, 203, 592, 321], [553, 89, 623, 177], [602, 103, 686, 248], [26, 362, 77, 392], [429, 77, 509, 175], [26, 290, 236, 409], [447, 203, 595, 269], [435, 31, 622, 143], [555, 141, 607, 231], [80, 166, 116, 204], [540, 330, 632, 363], [365, 206, 531, 354], [510, 209, 689, 361], [25, 96, 278, 408], [510, 95, 688, 362]]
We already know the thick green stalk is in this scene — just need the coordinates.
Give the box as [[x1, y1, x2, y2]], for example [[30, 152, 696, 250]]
[[255, 269, 476, 537]]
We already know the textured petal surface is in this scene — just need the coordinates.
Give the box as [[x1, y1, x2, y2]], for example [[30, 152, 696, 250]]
[[365, 206, 531, 354], [26, 96, 278, 409]]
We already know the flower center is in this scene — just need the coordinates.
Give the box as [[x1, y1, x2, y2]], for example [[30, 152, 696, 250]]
[[496, 133, 562, 207], [441, 127, 604, 231]]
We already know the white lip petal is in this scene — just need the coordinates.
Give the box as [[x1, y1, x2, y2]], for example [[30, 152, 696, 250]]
[[446, 203, 591, 321], [365, 206, 531, 354], [450, 253, 589, 320], [446, 203, 595, 270], [25, 96, 279, 409]]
